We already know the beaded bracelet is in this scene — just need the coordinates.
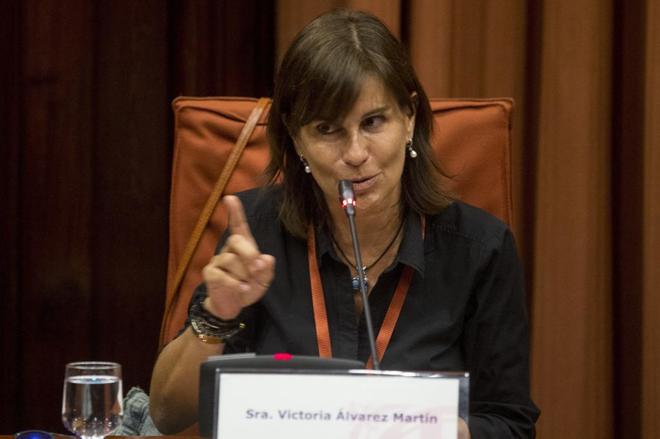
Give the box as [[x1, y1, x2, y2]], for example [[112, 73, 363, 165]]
[[189, 300, 245, 344]]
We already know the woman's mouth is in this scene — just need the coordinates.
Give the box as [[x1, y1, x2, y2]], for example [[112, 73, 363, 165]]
[[351, 174, 378, 193]]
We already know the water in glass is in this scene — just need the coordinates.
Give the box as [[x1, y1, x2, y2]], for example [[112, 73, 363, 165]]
[[62, 362, 123, 439]]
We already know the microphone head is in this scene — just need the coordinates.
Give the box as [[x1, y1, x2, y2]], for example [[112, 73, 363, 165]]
[[338, 180, 356, 215]]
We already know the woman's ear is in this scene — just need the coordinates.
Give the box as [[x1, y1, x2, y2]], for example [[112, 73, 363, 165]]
[[407, 118, 416, 141], [408, 92, 419, 117], [406, 92, 418, 137], [292, 137, 304, 158]]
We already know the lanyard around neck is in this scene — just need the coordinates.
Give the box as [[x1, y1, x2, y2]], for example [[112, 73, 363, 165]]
[[306, 216, 425, 369]]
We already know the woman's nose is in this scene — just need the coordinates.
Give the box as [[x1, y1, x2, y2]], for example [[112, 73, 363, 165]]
[[342, 132, 368, 166]]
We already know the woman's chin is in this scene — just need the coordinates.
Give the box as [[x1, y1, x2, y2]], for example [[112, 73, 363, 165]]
[[355, 197, 395, 219]]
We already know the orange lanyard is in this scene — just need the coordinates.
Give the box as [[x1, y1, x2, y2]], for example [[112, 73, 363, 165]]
[[307, 216, 425, 369]]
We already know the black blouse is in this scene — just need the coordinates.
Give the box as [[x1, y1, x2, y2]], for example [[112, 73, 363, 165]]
[[187, 186, 540, 438]]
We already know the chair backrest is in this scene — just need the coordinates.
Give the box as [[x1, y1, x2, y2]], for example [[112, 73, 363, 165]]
[[161, 96, 514, 346]]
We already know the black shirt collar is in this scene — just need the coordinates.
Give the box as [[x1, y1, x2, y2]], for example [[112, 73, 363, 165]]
[[397, 209, 426, 277], [315, 209, 426, 278]]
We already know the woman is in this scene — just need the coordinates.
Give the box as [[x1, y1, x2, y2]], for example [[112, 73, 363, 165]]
[[150, 9, 539, 437]]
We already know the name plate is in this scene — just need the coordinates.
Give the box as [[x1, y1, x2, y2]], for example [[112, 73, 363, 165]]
[[213, 370, 468, 438]]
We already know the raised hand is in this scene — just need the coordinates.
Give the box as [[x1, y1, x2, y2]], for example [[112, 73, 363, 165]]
[[201, 195, 275, 319]]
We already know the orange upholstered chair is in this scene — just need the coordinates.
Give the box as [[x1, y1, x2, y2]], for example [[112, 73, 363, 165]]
[[160, 97, 514, 347]]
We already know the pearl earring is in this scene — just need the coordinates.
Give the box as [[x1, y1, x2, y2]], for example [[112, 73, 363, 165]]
[[406, 140, 417, 158], [300, 155, 311, 173]]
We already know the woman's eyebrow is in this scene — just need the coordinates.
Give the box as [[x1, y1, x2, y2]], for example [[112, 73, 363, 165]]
[[307, 105, 390, 126], [362, 105, 389, 118]]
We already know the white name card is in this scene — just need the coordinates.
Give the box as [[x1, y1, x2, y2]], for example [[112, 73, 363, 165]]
[[213, 370, 467, 439]]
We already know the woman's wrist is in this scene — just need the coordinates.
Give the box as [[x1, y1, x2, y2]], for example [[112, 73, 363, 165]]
[[202, 297, 242, 320], [189, 299, 245, 344]]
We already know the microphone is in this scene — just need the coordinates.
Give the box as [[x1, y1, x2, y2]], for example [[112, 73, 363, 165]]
[[337, 180, 380, 370], [338, 180, 356, 216]]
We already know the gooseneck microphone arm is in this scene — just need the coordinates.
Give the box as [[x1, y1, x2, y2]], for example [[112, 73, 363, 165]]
[[338, 180, 380, 370]]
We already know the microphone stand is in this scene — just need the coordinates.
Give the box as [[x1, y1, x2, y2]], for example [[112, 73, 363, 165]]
[[338, 180, 380, 370]]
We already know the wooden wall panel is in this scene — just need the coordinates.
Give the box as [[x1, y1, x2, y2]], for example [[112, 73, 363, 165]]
[[18, 0, 95, 430], [0, 0, 21, 432], [531, 1, 614, 438], [643, 0, 660, 436], [1, 0, 278, 433], [91, 0, 169, 402], [172, 1, 275, 97], [612, 1, 646, 437]]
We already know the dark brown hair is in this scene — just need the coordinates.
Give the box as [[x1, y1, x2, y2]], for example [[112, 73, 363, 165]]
[[267, 9, 452, 238]]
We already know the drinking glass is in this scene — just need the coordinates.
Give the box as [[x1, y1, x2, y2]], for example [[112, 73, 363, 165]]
[[62, 362, 123, 439]]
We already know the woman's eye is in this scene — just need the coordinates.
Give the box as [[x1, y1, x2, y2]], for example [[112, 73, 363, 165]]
[[363, 115, 385, 130], [316, 123, 338, 135]]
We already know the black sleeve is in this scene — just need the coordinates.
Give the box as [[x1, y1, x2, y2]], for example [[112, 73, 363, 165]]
[[462, 229, 540, 438]]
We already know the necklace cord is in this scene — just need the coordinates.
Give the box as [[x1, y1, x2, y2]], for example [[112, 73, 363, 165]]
[[307, 215, 425, 369], [332, 218, 405, 272]]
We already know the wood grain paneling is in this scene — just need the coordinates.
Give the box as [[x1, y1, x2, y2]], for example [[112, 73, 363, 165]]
[[643, 1, 660, 436], [531, 1, 614, 438], [1, 0, 277, 433], [612, 1, 646, 437], [91, 0, 169, 402], [0, 0, 21, 432], [172, 1, 275, 97], [19, 0, 95, 430]]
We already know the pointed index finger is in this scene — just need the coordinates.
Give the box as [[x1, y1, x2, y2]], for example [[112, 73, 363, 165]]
[[223, 195, 255, 243]]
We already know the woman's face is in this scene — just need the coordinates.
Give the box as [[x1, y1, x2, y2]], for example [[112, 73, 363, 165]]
[[294, 75, 415, 218]]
